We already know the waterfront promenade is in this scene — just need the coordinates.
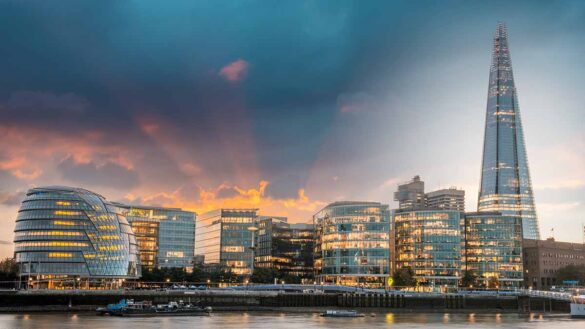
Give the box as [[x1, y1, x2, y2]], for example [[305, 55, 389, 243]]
[[0, 285, 572, 314]]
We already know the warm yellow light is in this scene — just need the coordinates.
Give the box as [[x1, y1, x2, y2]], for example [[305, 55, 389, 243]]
[[54, 220, 75, 226], [49, 252, 73, 258]]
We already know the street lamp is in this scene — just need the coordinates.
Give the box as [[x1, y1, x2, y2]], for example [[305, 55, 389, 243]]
[[247, 226, 259, 277]]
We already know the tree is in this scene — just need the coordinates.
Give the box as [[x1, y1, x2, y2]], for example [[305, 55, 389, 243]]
[[392, 267, 416, 287], [556, 264, 585, 285], [251, 268, 278, 283], [487, 276, 500, 289], [461, 270, 478, 288], [0, 258, 18, 281]]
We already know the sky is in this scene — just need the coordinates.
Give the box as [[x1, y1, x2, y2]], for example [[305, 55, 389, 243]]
[[0, 0, 584, 258]]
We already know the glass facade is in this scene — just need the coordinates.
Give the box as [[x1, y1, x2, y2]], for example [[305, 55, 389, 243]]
[[13, 186, 141, 286], [314, 202, 390, 288], [463, 212, 523, 288], [393, 210, 462, 286], [256, 217, 314, 279], [123, 206, 196, 271], [478, 23, 540, 239], [194, 209, 257, 275]]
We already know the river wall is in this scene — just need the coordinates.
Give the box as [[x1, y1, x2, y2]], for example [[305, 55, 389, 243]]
[[0, 290, 570, 313]]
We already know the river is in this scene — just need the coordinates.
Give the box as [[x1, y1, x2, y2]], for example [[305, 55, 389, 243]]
[[0, 312, 582, 329]]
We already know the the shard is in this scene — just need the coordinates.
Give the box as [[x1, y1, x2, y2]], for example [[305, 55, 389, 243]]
[[478, 23, 541, 239]]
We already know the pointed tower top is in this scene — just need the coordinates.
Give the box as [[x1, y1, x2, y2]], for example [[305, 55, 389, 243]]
[[495, 22, 508, 38]]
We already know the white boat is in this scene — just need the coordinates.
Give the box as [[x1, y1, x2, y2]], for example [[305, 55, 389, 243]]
[[570, 295, 585, 318], [320, 310, 365, 317]]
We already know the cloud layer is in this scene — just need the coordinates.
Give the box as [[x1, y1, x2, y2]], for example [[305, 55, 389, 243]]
[[0, 1, 583, 257]]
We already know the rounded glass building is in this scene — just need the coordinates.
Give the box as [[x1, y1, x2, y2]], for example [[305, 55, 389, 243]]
[[14, 186, 141, 288], [314, 201, 390, 288]]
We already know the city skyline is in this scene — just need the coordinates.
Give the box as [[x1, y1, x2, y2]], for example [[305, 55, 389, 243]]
[[1, 1, 584, 258]]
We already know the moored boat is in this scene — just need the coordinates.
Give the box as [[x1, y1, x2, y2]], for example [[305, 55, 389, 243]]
[[570, 295, 585, 318], [96, 299, 212, 317], [320, 310, 365, 317]]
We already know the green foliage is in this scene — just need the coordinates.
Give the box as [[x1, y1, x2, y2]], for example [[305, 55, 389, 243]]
[[556, 264, 585, 285], [139, 267, 208, 283], [461, 270, 478, 288], [0, 258, 18, 281], [251, 268, 278, 283], [249, 268, 303, 284], [392, 267, 416, 287]]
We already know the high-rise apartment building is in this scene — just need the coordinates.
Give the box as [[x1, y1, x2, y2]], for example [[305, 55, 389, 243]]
[[477, 23, 540, 239]]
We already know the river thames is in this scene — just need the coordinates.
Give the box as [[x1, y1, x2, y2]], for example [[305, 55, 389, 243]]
[[0, 312, 583, 329]]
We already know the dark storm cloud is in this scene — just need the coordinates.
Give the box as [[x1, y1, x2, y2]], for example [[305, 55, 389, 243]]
[[3, 91, 89, 115], [57, 156, 140, 189], [0, 0, 583, 247]]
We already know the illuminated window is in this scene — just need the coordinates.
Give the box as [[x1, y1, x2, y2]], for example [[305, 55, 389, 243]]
[[54, 210, 82, 216], [53, 220, 76, 226], [166, 251, 184, 258], [222, 246, 245, 252], [49, 252, 73, 258]]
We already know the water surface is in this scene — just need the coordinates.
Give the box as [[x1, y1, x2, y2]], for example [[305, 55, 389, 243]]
[[0, 312, 582, 329]]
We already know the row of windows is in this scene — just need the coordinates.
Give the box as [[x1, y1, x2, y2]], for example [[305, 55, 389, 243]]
[[15, 241, 89, 248]]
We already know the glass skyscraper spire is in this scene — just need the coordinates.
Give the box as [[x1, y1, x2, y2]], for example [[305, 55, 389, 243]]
[[478, 23, 540, 240]]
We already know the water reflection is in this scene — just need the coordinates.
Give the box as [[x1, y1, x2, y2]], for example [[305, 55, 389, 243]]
[[443, 313, 449, 323], [0, 312, 579, 329]]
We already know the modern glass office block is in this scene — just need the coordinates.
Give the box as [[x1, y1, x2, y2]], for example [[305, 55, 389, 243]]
[[124, 206, 196, 271], [13, 186, 141, 287], [314, 201, 390, 288], [478, 23, 540, 239], [463, 212, 523, 288], [256, 217, 314, 279], [394, 210, 462, 287], [195, 209, 258, 275]]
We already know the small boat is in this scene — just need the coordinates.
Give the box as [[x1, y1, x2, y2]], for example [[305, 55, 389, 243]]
[[320, 310, 365, 317], [97, 299, 212, 317], [570, 295, 585, 318], [152, 301, 212, 317]]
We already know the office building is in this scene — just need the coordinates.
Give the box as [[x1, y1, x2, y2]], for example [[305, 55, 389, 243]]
[[463, 212, 523, 288], [394, 176, 426, 210], [13, 186, 140, 288], [194, 208, 258, 275], [477, 23, 540, 239], [393, 210, 462, 287], [394, 176, 465, 211], [523, 238, 585, 290], [122, 205, 196, 271], [426, 188, 465, 211], [255, 217, 314, 279], [314, 201, 390, 288]]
